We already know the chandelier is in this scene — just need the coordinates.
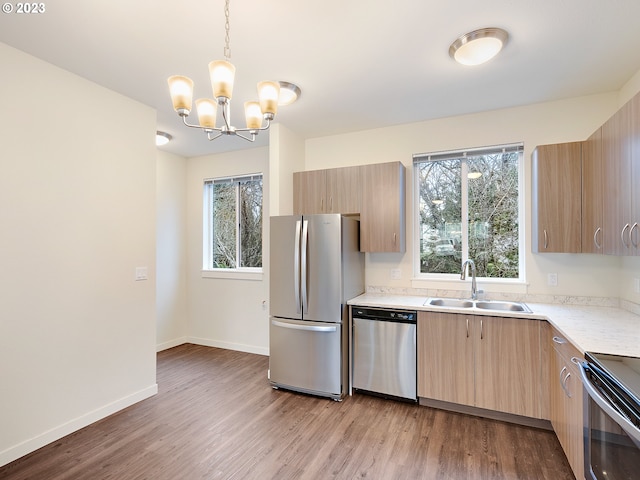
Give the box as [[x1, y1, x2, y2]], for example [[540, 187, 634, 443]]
[[167, 0, 285, 142]]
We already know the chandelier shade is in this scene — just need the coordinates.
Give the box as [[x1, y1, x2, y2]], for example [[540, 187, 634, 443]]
[[257, 81, 280, 117], [209, 60, 235, 100], [195, 98, 217, 128], [244, 102, 263, 130], [167, 75, 194, 115]]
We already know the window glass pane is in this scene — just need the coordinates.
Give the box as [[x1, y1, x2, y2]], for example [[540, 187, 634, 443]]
[[467, 152, 519, 278], [239, 178, 263, 268], [417, 159, 462, 274], [212, 183, 236, 268]]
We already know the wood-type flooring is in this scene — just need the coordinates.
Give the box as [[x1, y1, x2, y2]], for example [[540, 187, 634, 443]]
[[0, 344, 575, 479]]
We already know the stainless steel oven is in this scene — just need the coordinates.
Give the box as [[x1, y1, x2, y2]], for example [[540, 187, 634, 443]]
[[579, 352, 640, 480]]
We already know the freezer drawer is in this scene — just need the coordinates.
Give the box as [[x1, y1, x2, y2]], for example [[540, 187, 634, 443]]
[[352, 316, 417, 401], [269, 317, 343, 400]]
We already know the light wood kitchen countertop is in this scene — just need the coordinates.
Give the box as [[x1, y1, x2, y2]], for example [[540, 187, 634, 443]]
[[348, 293, 640, 358]]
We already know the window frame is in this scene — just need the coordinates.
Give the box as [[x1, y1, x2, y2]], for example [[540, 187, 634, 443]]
[[412, 143, 526, 284], [202, 173, 263, 280]]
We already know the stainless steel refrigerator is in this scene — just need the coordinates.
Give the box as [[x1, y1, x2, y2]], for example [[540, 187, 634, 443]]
[[269, 214, 364, 400]]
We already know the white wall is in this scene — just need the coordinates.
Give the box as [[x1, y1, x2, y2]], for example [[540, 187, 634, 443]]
[[156, 150, 189, 350], [304, 93, 625, 299], [0, 43, 157, 466], [186, 147, 270, 355]]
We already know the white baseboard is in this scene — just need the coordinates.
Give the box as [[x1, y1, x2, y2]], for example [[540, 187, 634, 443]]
[[188, 336, 268, 356], [0, 384, 158, 468], [156, 336, 189, 352]]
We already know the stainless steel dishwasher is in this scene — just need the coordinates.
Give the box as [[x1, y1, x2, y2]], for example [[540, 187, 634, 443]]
[[351, 307, 417, 402]]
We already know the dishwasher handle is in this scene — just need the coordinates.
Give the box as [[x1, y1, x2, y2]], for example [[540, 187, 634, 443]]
[[351, 308, 416, 323]]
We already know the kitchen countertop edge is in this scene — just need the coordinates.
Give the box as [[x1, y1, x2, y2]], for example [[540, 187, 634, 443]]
[[348, 293, 640, 358]]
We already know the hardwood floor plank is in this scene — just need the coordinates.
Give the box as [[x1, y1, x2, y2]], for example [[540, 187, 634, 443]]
[[0, 344, 575, 479]]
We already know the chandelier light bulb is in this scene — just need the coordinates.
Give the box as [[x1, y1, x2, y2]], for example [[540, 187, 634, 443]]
[[244, 101, 263, 130], [209, 60, 236, 100], [168, 75, 194, 114], [258, 81, 280, 117], [195, 98, 217, 129]]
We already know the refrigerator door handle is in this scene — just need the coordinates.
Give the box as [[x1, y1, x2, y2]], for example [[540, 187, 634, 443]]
[[301, 219, 309, 314], [272, 319, 337, 333], [294, 220, 301, 313]]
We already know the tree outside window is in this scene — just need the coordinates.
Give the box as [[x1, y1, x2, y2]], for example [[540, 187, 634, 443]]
[[414, 145, 522, 279], [205, 174, 262, 270]]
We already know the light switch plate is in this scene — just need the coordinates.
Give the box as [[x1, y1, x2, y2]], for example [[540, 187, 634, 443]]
[[547, 273, 558, 286], [391, 268, 402, 280], [135, 267, 148, 281]]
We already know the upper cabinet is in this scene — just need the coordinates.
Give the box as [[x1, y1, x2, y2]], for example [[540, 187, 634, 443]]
[[293, 166, 362, 215], [582, 127, 604, 253], [532, 89, 640, 256], [293, 162, 406, 253], [360, 161, 406, 253], [632, 93, 640, 255], [532, 142, 582, 253], [602, 101, 633, 256]]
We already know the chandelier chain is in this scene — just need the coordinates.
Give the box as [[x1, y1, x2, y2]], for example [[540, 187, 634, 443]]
[[223, 0, 231, 60]]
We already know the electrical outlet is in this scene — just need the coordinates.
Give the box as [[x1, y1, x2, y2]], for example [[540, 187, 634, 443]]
[[634, 278, 640, 294], [391, 268, 402, 280], [547, 273, 558, 287]]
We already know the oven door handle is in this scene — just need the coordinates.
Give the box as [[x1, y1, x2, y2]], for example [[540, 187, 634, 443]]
[[578, 362, 640, 444]]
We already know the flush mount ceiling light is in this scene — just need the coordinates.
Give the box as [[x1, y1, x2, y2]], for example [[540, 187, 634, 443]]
[[278, 81, 301, 106], [449, 27, 509, 66], [156, 131, 172, 146], [168, 0, 298, 143]]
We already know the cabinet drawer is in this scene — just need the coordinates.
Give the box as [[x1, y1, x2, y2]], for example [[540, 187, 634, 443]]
[[550, 328, 582, 362]]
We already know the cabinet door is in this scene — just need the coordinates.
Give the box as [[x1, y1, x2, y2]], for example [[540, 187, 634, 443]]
[[474, 316, 542, 418], [326, 166, 362, 214], [602, 102, 633, 255], [293, 170, 326, 214], [417, 312, 474, 406], [582, 128, 604, 253], [631, 93, 640, 255], [532, 142, 582, 253], [550, 331, 584, 480], [360, 162, 406, 252]]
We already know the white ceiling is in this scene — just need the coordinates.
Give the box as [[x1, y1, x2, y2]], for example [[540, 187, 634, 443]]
[[2, 0, 640, 158]]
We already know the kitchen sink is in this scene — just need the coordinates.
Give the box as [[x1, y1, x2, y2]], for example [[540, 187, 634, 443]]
[[424, 298, 532, 313], [426, 298, 474, 308], [474, 300, 532, 313]]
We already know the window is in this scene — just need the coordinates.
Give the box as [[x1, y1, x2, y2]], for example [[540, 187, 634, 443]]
[[413, 143, 523, 280], [203, 174, 263, 271]]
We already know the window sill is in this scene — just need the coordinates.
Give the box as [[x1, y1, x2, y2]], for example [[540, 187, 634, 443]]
[[201, 269, 263, 281]]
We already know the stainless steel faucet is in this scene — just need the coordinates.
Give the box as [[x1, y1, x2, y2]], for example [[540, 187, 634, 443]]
[[461, 259, 477, 300]]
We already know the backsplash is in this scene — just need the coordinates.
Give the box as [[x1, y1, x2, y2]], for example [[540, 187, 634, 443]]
[[366, 285, 627, 310]]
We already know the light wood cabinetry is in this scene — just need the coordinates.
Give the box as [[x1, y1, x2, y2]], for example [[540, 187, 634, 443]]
[[532, 142, 582, 253], [360, 161, 406, 253], [293, 166, 361, 215], [582, 127, 604, 253], [549, 328, 584, 480], [418, 311, 474, 406], [631, 93, 640, 255], [418, 312, 543, 418], [293, 162, 404, 253], [602, 101, 633, 255]]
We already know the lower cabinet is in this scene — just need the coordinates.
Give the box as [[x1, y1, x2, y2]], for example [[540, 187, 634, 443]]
[[418, 311, 544, 418], [550, 329, 585, 480]]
